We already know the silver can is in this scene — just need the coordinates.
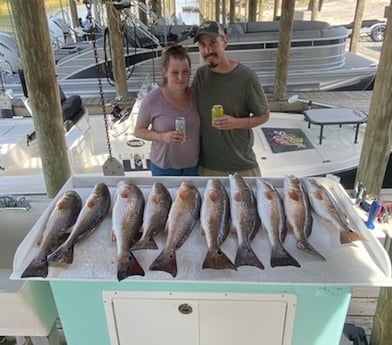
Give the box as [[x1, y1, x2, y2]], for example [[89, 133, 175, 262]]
[[175, 116, 186, 136]]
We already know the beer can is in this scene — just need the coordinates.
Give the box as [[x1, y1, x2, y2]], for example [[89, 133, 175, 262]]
[[211, 104, 224, 122], [175, 116, 186, 135]]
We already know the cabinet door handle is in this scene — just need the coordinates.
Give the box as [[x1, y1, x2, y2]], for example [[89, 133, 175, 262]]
[[178, 303, 193, 315]]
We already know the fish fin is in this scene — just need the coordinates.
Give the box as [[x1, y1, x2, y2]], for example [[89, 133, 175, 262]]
[[47, 245, 74, 264], [235, 244, 264, 270], [21, 258, 49, 278], [117, 253, 145, 281], [149, 248, 177, 277], [270, 245, 301, 268], [202, 249, 237, 271], [297, 240, 326, 261], [340, 230, 367, 244], [132, 236, 159, 250]]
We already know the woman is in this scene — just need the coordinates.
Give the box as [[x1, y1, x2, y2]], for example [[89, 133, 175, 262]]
[[134, 45, 200, 176]]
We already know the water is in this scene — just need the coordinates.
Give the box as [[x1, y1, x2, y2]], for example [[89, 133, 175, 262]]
[[0, 4, 90, 36], [0, 14, 14, 35]]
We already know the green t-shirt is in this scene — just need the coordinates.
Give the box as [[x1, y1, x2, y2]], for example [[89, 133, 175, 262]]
[[192, 63, 269, 172]]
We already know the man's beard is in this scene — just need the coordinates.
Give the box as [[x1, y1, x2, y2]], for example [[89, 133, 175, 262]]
[[204, 54, 218, 68], [207, 61, 218, 68]]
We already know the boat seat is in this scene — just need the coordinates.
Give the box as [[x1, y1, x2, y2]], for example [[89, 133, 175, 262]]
[[59, 87, 84, 129], [0, 269, 61, 345]]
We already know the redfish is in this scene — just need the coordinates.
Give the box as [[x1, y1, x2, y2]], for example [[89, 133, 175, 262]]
[[256, 178, 300, 268], [132, 182, 171, 251], [21, 190, 82, 278], [303, 178, 365, 244], [149, 181, 201, 277], [200, 178, 236, 270], [229, 173, 264, 270], [48, 182, 111, 264], [283, 175, 326, 260], [112, 181, 145, 281]]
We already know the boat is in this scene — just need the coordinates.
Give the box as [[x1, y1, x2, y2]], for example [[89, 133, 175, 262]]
[[1, 89, 391, 189], [0, 17, 378, 98]]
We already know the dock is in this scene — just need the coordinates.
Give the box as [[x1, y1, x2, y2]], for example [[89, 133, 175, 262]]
[[10, 90, 374, 116]]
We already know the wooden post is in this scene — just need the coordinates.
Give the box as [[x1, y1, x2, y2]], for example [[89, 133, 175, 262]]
[[370, 236, 392, 344], [349, 0, 366, 53], [273, 0, 295, 100], [273, 0, 281, 20], [221, 0, 226, 25], [105, 3, 129, 102], [10, 0, 71, 198], [310, 0, 319, 21], [93, 0, 105, 28], [151, 0, 162, 18], [229, 0, 235, 22], [68, 0, 79, 30], [215, 0, 220, 22], [248, 0, 257, 22], [138, 0, 148, 24], [257, 0, 265, 21], [355, 4, 392, 198]]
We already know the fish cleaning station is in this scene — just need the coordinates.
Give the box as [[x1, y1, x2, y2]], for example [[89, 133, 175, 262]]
[[11, 175, 392, 345]]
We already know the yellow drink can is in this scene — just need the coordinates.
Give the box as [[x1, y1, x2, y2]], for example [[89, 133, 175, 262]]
[[211, 104, 224, 122]]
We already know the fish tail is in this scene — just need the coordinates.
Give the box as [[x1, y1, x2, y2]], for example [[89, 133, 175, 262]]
[[297, 240, 326, 261], [235, 244, 264, 270], [47, 245, 74, 264], [21, 258, 49, 278], [117, 253, 145, 281], [270, 245, 301, 268], [340, 229, 366, 244], [202, 248, 237, 271], [131, 237, 159, 251], [149, 248, 177, 277]]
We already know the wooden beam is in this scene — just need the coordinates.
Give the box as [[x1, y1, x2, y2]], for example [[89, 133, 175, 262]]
[[106, 3, 129, 102], [370, 236, 392, 344], [349, 0, 366, 53], [10, 0, 71, 198], [273, 0, 295, 100], [68, 0, 79, 31], [248, 0, 257, 21], [355, 4, 392, 197]]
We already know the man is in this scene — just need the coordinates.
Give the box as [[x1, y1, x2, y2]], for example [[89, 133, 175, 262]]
[[192, 21, 270, 176]]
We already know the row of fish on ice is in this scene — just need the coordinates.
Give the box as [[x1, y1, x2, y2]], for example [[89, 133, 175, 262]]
[[21, 174, 365, 281]]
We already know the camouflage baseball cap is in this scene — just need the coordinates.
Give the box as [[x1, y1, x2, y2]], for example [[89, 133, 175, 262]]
[[194, 21, 225, 43]]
